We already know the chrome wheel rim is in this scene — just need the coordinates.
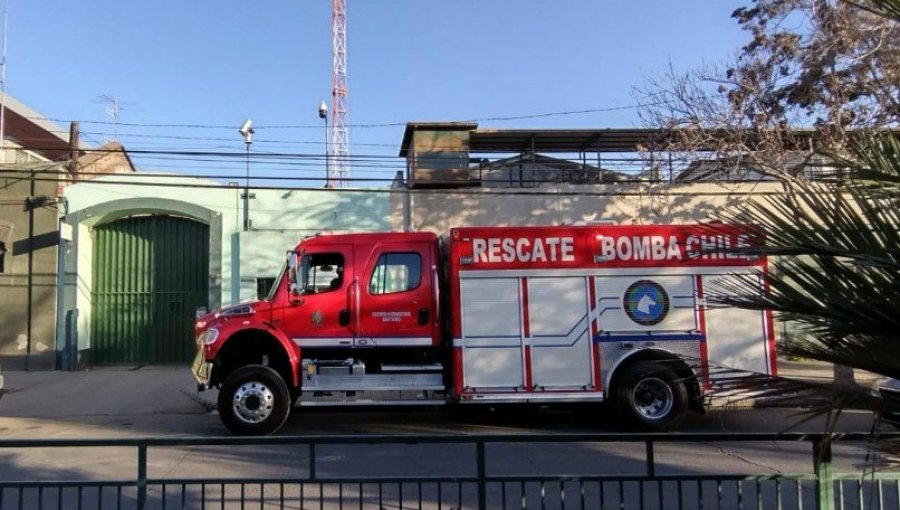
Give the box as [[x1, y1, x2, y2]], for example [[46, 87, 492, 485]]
[[232, 380, 275, 424], [632, 377, 673, 420]]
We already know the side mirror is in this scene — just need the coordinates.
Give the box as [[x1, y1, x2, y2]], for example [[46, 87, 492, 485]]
[[288, 283, 304, 305], [287, 252, 302, 302]]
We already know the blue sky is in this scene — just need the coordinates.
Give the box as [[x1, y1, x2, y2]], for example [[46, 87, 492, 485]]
[[9, 1, 747, 184]]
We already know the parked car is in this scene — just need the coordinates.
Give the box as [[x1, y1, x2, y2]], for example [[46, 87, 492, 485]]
[[878, 379, 900, 427]]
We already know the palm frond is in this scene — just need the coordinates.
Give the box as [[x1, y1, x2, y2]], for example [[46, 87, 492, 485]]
[[705, 134, 900, 425], [846, 0, 900, 22]]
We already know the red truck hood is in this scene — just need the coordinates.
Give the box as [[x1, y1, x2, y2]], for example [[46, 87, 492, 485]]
[[196, 301, 273, 333]]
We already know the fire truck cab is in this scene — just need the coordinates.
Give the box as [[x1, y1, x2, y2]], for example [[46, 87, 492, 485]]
[[193, 226, 776, 435]]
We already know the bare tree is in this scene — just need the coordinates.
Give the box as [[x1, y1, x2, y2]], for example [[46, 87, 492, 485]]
[[636, 0, 900, 180]]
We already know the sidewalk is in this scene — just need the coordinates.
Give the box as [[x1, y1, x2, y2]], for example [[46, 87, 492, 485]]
[[0, 358, 881, 419], [0, 365, 215, 418], [777, 358, 881, 386]]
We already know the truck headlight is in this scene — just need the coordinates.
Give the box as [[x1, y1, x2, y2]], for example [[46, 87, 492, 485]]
[[197, 328, 219, 345]]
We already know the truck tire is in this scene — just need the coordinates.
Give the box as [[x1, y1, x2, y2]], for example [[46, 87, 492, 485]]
[[218, 365, 291, 436], [613, 361, 688, 431]]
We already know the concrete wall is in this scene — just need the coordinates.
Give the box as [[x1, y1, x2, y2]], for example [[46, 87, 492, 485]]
[[390, 182, 785, 232], [0, 166, 63, 369]]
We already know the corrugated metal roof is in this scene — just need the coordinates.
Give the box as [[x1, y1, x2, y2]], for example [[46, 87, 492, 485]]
[[399, 123, 672, 156], [398, 122, 900, 158], [469, 128, 670, 153]]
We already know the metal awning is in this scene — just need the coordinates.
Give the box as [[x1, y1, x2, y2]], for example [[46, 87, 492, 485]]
[[398, 122, 900, 157], [469, 128, 670, 154], [398, 124, 668, 157]]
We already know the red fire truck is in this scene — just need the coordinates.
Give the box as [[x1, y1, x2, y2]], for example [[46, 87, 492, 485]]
[[193, 224, 776, 435]]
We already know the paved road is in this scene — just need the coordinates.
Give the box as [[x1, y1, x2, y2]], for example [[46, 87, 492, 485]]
[[0, 364, 883, 438], [0, 367, 895, 509]]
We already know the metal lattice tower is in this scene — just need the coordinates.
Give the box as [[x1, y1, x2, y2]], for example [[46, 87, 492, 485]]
[[330, 0, 350, 188]]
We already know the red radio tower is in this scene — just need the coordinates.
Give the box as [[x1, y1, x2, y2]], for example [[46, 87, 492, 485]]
[[330, 0, 350, 188]]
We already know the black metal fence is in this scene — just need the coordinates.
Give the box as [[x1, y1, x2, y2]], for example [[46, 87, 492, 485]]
[[1, 433, 898, 510]]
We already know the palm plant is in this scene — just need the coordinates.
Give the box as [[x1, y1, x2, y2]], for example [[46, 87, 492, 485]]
[[704, 1, 900, 431], [707, 133, 900, 434], [718, 134, 899, 367]]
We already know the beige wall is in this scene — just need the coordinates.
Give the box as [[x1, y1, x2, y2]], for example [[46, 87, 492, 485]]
[[78, 150, 134, 177], [391, 181, 786, 233]]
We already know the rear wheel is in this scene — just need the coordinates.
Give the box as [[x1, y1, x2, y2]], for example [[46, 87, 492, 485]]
[[218, 365, 291, 435], [614, 361, 688, 431]]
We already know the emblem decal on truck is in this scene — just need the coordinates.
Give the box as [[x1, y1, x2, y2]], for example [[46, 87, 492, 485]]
[[372, 311, 411, 323], [623, 280, 669, 326], [311, 310, 324, 327]]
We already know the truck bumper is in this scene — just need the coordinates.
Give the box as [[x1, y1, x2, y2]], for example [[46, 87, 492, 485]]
[[192, 350, 213, 391]]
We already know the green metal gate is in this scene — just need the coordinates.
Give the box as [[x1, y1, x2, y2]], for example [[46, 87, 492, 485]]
[[91, 215, 209, 364]]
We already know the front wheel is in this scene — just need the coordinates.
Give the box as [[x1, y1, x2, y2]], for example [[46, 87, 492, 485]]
[[613, 361, 688, 431], [218, 365, 291, 435]]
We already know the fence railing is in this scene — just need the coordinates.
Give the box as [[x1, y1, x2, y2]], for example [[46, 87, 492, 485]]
[[0, 432, 898, 510]]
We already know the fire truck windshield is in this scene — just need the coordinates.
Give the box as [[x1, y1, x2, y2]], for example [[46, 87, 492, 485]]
[[266, 262, 287, 302]]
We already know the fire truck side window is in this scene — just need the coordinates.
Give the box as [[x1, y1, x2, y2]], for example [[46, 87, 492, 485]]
[[300, 253, 344, 294], [370, 252, 421, 295]]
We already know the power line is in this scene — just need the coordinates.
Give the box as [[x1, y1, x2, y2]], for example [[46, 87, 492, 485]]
[[15, 145, 405, 159], [75, 130, 399, 148], [33, 102, 662, 131], [472, 104, 658, 123], [5, 144, 655, 178], [17, 143, 659, 162], [0, 167, 803, 193]]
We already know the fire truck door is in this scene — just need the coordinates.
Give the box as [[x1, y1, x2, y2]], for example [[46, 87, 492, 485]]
[[702, 274, 773, 375], [459, 277, 524, 389], [357, 244, 435, 348], [527, 277, 593, 388], [281, 245, 355, 348]]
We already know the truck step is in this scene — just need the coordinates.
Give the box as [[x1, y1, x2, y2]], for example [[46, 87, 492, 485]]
[[379, 363, 443, 373], [297, 399, 447, 407], [301, 373, 444, 392]]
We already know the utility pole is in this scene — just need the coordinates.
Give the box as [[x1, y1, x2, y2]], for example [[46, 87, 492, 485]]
[[0, 0, 9, 162], [25, 168, 34, 370], [68, 122, 80, 178], [318, 101, 330, 187], [239, 120, 254, 231]]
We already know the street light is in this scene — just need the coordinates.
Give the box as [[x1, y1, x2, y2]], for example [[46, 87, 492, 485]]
[[318, 101, 330, 188], [239, 119, 254, 231]]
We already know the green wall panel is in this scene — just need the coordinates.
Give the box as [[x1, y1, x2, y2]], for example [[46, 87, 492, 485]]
[[91, 216, 208, 364]]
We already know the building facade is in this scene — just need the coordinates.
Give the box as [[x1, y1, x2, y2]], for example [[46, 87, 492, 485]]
[[60, 176, 389, 365], [21, 120, 813, 369], [0, 95, 76, 370]]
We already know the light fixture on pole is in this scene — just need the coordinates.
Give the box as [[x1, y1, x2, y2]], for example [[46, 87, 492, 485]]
[[239, 119, 254, 231], [318, 101, 330, 188]]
